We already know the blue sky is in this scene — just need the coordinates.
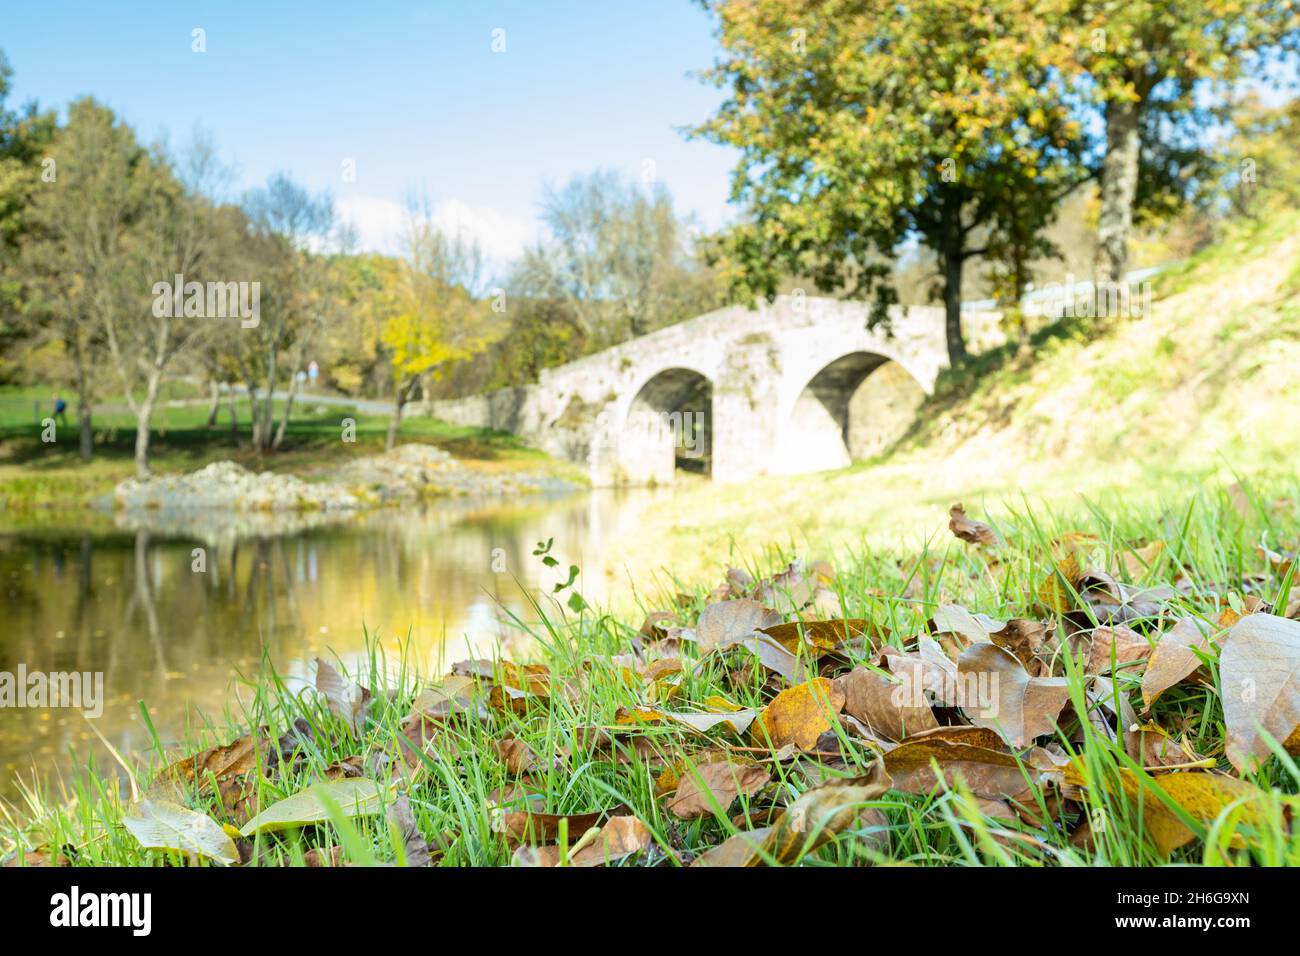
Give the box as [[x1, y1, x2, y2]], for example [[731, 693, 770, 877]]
[[2, 1, 738, 261]]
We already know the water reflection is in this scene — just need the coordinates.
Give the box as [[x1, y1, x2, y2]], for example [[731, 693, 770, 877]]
[[0, 489, 664, 798]]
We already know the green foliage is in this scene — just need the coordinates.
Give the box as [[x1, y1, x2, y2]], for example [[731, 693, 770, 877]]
[[694, 0, 1089, 362]]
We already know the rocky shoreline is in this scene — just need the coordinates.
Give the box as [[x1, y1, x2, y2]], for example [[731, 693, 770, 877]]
[[111, 443, 580, 515]]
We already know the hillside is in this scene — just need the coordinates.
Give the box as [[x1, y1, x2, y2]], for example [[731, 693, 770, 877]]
[[606, 211, 1300, 587]]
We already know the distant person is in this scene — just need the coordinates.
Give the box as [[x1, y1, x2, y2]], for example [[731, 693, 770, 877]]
[[307, 360, 319, 390], [52, 394, 67, 427]]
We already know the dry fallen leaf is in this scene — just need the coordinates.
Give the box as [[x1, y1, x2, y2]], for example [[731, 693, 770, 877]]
[[957, 643, 1070, 748], [1037, 551, 1082, 614], [315, 658, 371, 737], [1085, 624, 1153, 675], [410, 675, 489, 720], [932, 604, 1006, 646], [882, 726, 1044, 799], [1064, 764, 1271, 856], [239, 778, 387, 837], [695, 598, 782, 654], [833, 663, 938, 742], [693, 761, 891, 866], [388, 793, 432, 867], [760, 619, 876, 658], [1220, 613, 1300, 772], [511, 815, 651, 866], [493, 806, 614, 845], [615, 704, 758, 736], [750, 678, 846, 750], [949, 504, 1000, 546], [666, 761, 771, 819], [1142, 617, 1217, 709]]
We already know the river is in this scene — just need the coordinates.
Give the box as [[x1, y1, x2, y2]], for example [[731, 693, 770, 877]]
[[0, 489, 666, 799]]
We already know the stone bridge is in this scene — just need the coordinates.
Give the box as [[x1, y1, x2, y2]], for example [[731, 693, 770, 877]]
[[422, 296, 1002, 486]]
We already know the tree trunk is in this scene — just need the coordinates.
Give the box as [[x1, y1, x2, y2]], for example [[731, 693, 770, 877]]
[[227, 386, 240, 445], [941, 244, 968, 367], [245, 382, 263, 449], [131, 371, 162, 479], [77, 403, 93, 460], [1096, 97, 1140, 287], [205, 379, 221, 428], [271, 372, 301, 450], [386, 379, 407, 452], [73, 347, 94, 460]]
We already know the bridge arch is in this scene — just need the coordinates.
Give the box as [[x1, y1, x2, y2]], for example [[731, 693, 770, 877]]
[[615, 365, 713, 484], [771, 350, 926, 474]]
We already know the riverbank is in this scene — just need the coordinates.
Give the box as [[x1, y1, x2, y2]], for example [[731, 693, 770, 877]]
[[0, 395, 584, 511], [4, 488, 1298, 867]]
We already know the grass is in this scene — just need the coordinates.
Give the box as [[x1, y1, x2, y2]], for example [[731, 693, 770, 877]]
[[3, 481, 1297, 867], [0, 388, 574, 509]]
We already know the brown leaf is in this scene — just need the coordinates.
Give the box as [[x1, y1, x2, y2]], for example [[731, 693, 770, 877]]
[[932, 604, 1005, 645], [882, 726, 1044, 799], [315, 658, 371, 736], [511, 815, 651, 867], [760, 619, 878, 658], [728, 632, 804, 682], [751, 678, 846, 750], [833, 663, 938, 742], [1220, 613, 1300, 772], [452, 659, 551, 697], [693, 761, 891, 867], [495, 737, 555, 775], [303, 846, 346, 867], [1141, 617, 1217, 709], [388, 794, 432, 867], [948, 504, 999, 546], [1037, 551, 1082, 614], [614, 704, 758, 736], [411, 675, 489, 720], [957, 643, 1070, 747], [1085, 624, 1153, 675], [990, 619, 1051, 672], [695, 598, 782, 654], [1064, 764, 1271, 856], [666, 761, 772, 819], [493, 806, 613, 845]]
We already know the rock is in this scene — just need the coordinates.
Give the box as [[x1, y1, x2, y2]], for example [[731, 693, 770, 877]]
[[331, 444, 577, 502], [115, 461, 361, 514], [111, 445, 579, 517]]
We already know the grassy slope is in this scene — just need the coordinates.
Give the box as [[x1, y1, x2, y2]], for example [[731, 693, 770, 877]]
[[608, 210, 1300, 587]]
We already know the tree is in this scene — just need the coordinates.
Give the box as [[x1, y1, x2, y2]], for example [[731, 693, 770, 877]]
[[694, 0, 1087, 365], [235, 173, 339, 452], [381, 207, 494, 450], [13, 98, 152, 459], [514, 170, 722, 349], [1073, 0, 1300, 285], [0, 50, 56, 383], [102, 135, 229, 476]]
